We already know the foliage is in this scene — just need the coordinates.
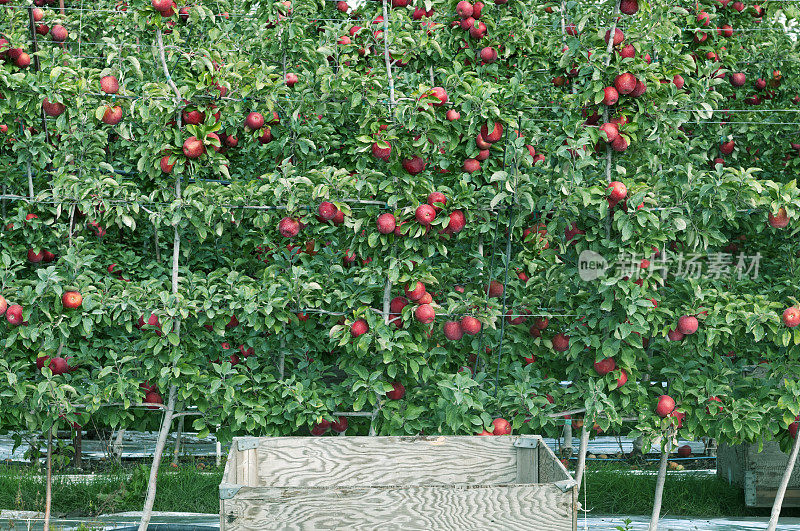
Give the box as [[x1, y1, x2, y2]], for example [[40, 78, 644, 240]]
[[0, 0, 798, 452]]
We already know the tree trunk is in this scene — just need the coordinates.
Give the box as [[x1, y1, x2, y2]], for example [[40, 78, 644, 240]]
[[138, 385, 176, 531], [768, 432, 800, 531], [573, 426, 590, 487], [113, 429, 125, 462], [44, 427, 52, 531], [171, 416, 184, 467], [216, 439, 222, 467], [649, 441, 671, 531]]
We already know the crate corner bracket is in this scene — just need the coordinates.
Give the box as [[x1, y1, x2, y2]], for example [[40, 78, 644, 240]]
[[554, 479, 577, 492], [238, 437, 260, 451], [220, 483, 242, 500], [514, 437, 539, 449]]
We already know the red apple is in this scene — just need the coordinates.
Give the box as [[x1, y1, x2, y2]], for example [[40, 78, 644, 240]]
[[656, 395, 676, 417], [605, 28, 624, 45], [144, 391, 163, 409], [182, 136, 205, 159], [783, 307, 800, 328], [405, 282, 426, 301], [415, 204, 436, 226], [614, 73, 637, 95], [278, 217, 300, 238], [100, 75, 119, 94], [607, 181, 627, 203], [414, 303, 435, 324], [62, 291, 82, 310], [427, 192, 447, 212], [386, 381, 405, 400], [593, 357, 616, 376], [318, 201, 337, 221], [402, 156, 426, 175], [487, 280, 504, 298], [620, 0, 639, 15], [447, 210, 466, 233], [331, 416, 349, 433], [245, 111, 264, 130], [677, 315, 698, 335], [492, 417, 511, 435], [428, 86, 448, 107], [49, 357, 70, 375], [603, 86, 619, 106], [677, 445, 692, 458], [552, 333, 570, 352], [377, 213, 396, 234], [768, 207, 789, 228], [480, 121, 503, 142], [50, 24, 68, 42], [6, 304, 22, 326], [443, 320, 464, 340], [350, 318, 368, 337], [461, 316, 481, 335]]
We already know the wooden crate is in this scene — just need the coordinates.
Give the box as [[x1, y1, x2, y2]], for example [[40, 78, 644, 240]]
[[219, 435, 577, 530], [718, 441, 800, 507]]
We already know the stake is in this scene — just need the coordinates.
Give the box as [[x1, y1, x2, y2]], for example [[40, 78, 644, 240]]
[[73, 428, 82, 470], [649, 438, 671, 531], [27, 162, 34, 200], [44, 426, 52, 531], [216, 439, 222, 467], [767, 432, 800, 531]]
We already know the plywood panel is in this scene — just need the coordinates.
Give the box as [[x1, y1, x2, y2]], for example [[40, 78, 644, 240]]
[[249, 436, 527, 487], [222, 484, 574, 531], [538, 442, 572, 483]]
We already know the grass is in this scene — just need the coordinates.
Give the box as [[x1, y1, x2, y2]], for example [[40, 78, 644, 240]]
[[582, 463, 800, 518], [0, 459, 223, 517], [2, 460, 799, 519], [583, 466, 748, 517]]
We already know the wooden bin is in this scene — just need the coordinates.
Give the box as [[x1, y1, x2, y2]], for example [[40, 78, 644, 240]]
[[718, 441, 800, 507], [219, 435, 577, 530]]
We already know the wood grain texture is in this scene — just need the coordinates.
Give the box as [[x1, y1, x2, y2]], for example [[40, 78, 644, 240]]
[[538, 443, 571, 483], [245, 436, 530, 487], [516, 447, 538, 483], [222, 484, 574, 531]]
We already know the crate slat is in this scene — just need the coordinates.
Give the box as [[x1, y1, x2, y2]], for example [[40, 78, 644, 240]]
[[222, 484, 574, 531], [251, 436, 526, 487]]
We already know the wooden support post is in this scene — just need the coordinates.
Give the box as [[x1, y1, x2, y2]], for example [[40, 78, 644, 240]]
[[73, 428, 82, 470]]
